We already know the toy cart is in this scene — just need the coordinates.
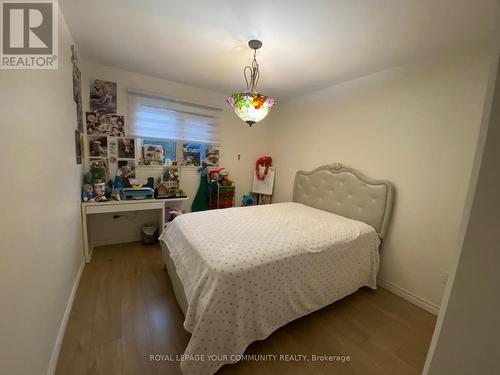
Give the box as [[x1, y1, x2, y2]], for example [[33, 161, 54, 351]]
[[209, 181, 235, 209]]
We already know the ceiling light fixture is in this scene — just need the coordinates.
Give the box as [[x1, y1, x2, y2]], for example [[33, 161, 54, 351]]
[[226, 40, 275, 127]]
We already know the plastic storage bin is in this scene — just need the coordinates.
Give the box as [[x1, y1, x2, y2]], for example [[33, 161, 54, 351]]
[[142, 223, 158, 245]]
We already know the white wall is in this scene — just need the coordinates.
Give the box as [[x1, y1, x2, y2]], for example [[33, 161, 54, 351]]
[[0, 12, 84, 375], [424, 49, 500, 375], [269, 45, 495, 311], [79, 61, 272, 245]]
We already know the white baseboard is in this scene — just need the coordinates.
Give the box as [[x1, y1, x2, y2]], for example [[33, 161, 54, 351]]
[[47, 260, 85, 375], [377, 279, 440, 316]]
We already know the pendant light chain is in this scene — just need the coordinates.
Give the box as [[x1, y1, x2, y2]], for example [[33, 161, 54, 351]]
[[244, 49, 260, 93]]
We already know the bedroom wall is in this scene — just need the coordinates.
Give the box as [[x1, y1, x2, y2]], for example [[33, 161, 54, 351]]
[[424, 49, 499, 375], [79, 61, 272, 245], [269, 45, 496, 312], [0, 11, 84, 375]]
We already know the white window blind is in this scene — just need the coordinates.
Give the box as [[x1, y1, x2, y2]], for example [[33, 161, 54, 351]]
[[128, 90, 221, 143]]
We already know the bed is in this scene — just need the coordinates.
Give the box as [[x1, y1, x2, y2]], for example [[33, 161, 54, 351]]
[[159, 163, 394, 375]]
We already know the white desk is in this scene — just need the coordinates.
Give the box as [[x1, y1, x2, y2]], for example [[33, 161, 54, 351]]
[[81, 197, 188, 262]]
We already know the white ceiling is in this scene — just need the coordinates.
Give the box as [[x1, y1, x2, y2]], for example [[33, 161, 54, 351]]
[[60, 0, 498, 98]]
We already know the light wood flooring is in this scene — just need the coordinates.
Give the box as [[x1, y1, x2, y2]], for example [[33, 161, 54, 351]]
[[56, 242, 436, 375]]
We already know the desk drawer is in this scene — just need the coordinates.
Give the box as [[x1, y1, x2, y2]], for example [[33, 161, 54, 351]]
[[85, 202, 163, 214]]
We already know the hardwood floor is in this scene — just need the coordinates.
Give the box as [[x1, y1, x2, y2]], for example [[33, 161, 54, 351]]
[[56, 242, 436, 375]]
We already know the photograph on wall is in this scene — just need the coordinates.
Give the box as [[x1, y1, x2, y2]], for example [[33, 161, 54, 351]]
[[182, 143, 201, 166], [97, 114, 124, 136], [74, 130, 82, 165], [76, 100, 83, 132], [143, 144, 165, 165], [108, 138, 117, 156], [117, 138, 135, 159], [86, 112, 125, 136], [73, 64, 81, 103], [89, 79, 117, 114], [118, 160, 136, 183], [88, 136, 108, 157], [205, 144, 220, 167]]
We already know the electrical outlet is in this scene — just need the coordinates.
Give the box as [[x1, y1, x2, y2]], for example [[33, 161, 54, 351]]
[[441, 271, 449, 286], [237, 154, 241, 160]]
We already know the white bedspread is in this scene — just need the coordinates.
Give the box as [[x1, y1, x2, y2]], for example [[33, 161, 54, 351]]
[[160, 202, 380, 375]]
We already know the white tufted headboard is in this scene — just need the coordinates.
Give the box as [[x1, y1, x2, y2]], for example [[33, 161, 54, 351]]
[[292, 163, 394, 239]]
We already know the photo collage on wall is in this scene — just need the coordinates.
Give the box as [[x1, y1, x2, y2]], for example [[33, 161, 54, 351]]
[[83, 76, 135, 182]]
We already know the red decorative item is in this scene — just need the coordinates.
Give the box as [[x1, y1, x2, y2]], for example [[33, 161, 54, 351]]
[[208, 167, 225, 181], [255, 156, 272, 180]]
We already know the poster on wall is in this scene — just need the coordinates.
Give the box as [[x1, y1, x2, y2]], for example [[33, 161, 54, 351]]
[[205, 144, 220, 167], [74, 130, 82, 165], [117, 138, 135, 159], [88, 136, 108, 157], [108, 138, 117, 156], [182, 143, 201, 166], [71, 45, 84, 132], [89, 79, 117, 114], [86, 112, 125, 136], [76, 100, 83, 132], [118, 160, 136, 183], [143, 144, 164, 165], [73, 64, 81, 103]]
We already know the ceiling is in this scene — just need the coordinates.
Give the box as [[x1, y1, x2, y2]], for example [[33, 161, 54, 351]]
[[60, 0, 498, 98]]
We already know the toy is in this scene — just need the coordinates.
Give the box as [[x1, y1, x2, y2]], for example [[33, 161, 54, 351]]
[[120, 187, 154, 200], [113, 175, 123, 189], [93, 182, 107, 202], [219, 169, 234, 186], [128, 178, 144, 188], [242, 194, 255, 206], [82, 184, 93, 201], [89, 160, 107, 184], [163, 166, 180, 182], [208, 167, 224, 182], [157, 181, 177, 198], [173, 188, 185, 197], [146, 177, 155, 188]]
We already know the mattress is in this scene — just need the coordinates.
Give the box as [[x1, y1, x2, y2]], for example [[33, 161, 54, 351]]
[[159, 202, 380, 375]]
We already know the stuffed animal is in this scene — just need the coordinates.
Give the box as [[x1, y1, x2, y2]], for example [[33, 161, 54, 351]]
[[218, 169, 234, 186], [82, 184, 94, 201]]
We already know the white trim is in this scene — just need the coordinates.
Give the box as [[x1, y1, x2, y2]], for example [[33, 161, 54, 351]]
[[46, 260, 85, 375], [377, 279, 440, 316]]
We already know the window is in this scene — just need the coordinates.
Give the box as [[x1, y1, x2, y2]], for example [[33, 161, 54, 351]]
[[128, 90, 221, 144]]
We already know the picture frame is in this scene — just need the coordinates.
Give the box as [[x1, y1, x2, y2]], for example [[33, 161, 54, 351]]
[[74, 130, 82, 165], [86, 112, 125, 137], [143, 144, 165, 165], [117, 138, 135, 159], [88, 135, 108, 157], [90, 79, 117, 114]]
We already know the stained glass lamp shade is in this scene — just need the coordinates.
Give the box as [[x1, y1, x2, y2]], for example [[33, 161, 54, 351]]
[[227, 40, 276, 126], [226, 93, 275, 127]]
